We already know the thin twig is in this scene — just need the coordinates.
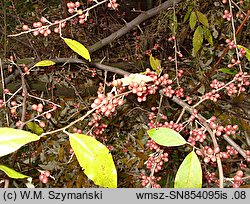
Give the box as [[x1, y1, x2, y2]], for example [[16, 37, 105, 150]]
[[0, 59, 9, 126], [14, 64, 28, 129]]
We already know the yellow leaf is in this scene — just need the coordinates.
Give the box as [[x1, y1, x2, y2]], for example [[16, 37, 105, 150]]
[[64, 38, 91, 62], [149, 54, 161, 74], [34, 60, 55, 67]]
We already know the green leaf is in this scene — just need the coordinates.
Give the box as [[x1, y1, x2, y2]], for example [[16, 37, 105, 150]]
[[237, 45, 250, 62], [174, 151, 202, 188], [189, 11, 197, 30], [26, 122, 44, 135], [69, 133, 117, 188], [219, 68, 238, 75], [196, 11, 209, 28], [147, 127, 186, 147], [149, 54, 161, 74], [0, 164, 29, 179], [203, 27, 213, 46], [34, 60, 55, 67], [64, 38, 91, 62], [0, 128, 40, 157], [193, 26, 204, 55], [184, 6, 193, 23]]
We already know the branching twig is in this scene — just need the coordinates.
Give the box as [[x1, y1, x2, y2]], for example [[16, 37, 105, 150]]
[[8, 0, 109, 37], [160, 92, 224, 187]]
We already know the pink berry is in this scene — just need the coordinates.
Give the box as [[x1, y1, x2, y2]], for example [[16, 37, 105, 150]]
[[22, 24, 29, 30], [39, 121, 45, 128], [46, 112, 52, 119], [44, 170, 50, 177], [236, 170, 243, 177], [32, 104, 38, 111], [41, 176, 48, 184]]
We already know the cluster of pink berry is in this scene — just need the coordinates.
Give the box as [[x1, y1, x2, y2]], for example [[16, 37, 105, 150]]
[[20, 64, 30, 75], [39, 170, 51, 184], [223, 72, 249, 96], [66, 1, 87, 24], [146, 139, 160, 151], [107, 0, 118, 10], [22, 16, 66, 36], [177, 70, 184, 78], [232, 170, 244, 188], [147, 110, 184, 130], [210, 79, 225, 89], [86, 68, 97, 77], [88, 92, 124, 135], [209, 116, 238, 136], [217, 146, 239, 160], [188, 128, 207, 145], [128, 81, 149, 102], [9, 100, 18, 118], [72, 127, 83, 134], [225, 39, 237, 49], [236, 12, 244, 19], [185, 95, 193, 104], [226, 145, 239, 155], [141, 174, 161, 188], [174, 87, 184, 98], [202, 90, 221, 103], [204, 171, 217, 185], [187, 109, 198, 122], [233, 72, 249, 91], [223, 10, 232, 21], [145, 151, 169, 173], [66, 1, 81, 13], [227, 58, 241, 68], [196, 146, 220, 163], [239, 47, 247, 58], [168, 35, 176, 41], [90, 93, 124, 117]]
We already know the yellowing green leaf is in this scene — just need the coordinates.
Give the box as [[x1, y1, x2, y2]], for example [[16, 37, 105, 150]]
[[203, 27, 213, 46], [26, 122, 44, 135], [147, 127, 186, 147], [237, 45, 250, 62], [189, 11, 197, 30], [196, 11, 209, 28], [174, 151, 202, 188], [69, 133, 117, 188], [0, 128, 40, 157], [193, 26, 204, 55], [149, 54, 161, 74], [64, 38, 91, 62], [0, 164, 29, 179], [34, 60, 55, 67]]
